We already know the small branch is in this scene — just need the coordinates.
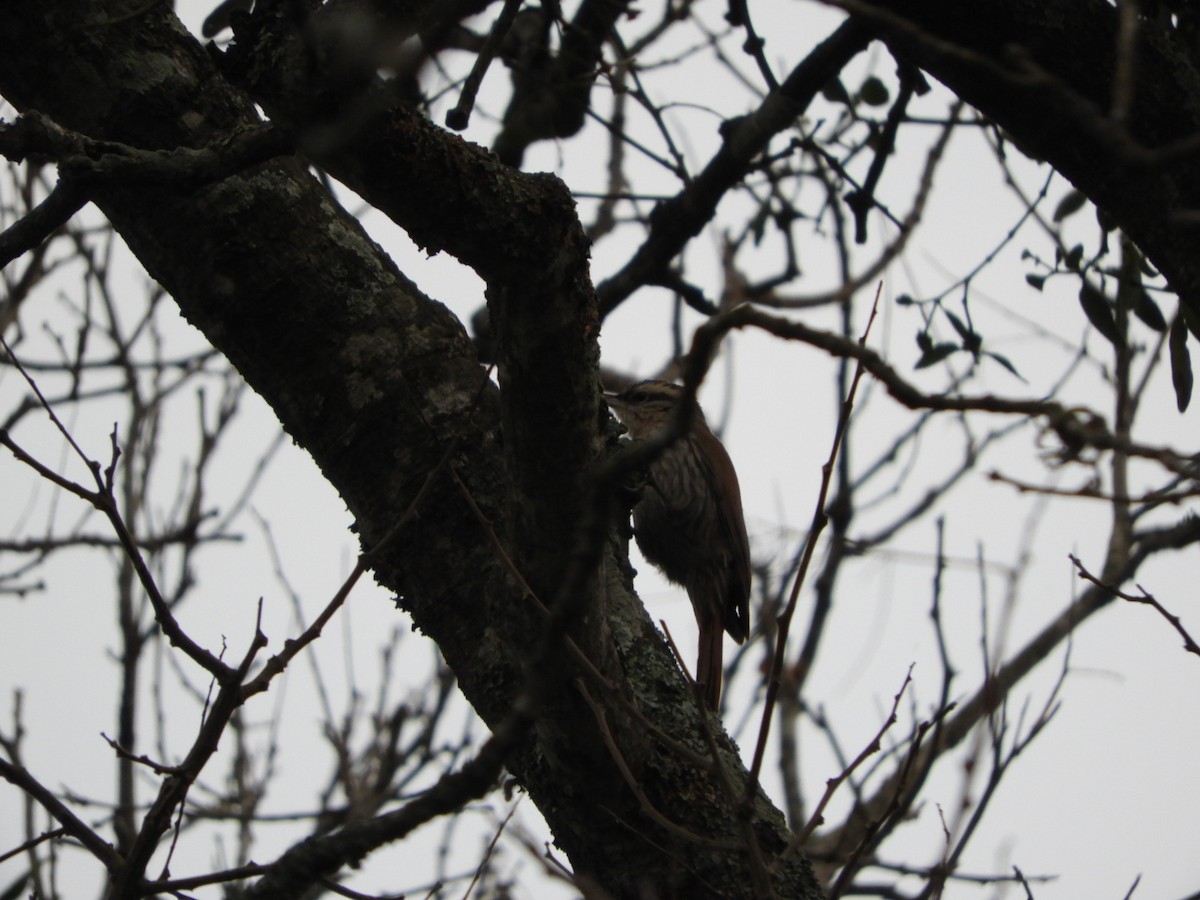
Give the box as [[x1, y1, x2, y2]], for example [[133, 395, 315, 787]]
[[0, 111, 291, 187], [725, 0, 779, 91], [988, 470, 1200, 507], [445, 0, 523, 131], [242, 661, 538, 898], [779, 666, 915, 865], [1, 337, 230, 677], [0, 757, 122, 872], [742, 287, 880, 805], [1069, 553, 1200, 657], [684, 302, 1198, 476], [597, 19, 872, 316], [0, 177, 88, 269], [100, 733, 184, 777], [240, 556, 368, 701], [828, 702, 954, 896], [845, 66, 916, 244], [0, 827, 67, 865]]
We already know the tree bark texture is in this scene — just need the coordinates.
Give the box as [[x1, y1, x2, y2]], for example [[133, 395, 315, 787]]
[[0, 3, 816, 897], [5, 0, 1198, 896]]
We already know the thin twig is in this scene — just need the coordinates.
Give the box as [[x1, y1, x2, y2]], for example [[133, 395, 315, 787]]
[[781, 665, 914, 862], [742, 286, 880, 805], [1069, 553, 1200, 657]]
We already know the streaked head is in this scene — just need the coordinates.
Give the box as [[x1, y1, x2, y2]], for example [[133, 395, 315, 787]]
[[605, 379, 686, 438]]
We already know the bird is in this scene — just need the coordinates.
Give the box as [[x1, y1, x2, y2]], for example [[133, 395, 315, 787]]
[[605, 380, 751, 711]]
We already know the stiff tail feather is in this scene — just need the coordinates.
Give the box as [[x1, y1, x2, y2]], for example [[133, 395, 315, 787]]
[[695, 620, 725, 711]]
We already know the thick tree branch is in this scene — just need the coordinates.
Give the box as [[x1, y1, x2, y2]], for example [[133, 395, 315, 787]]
[[0, 4, 819, 897], [842, 0, 1200, 314], [596, 18, 872, 316]]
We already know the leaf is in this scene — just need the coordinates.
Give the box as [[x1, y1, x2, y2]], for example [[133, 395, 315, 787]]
[[944, 309, 981, 353], [859, 76, 889, 106], [1078, 282, 1120, 345], [1132, 289, 1167, 332], [915, 330, 933, 353], [915, 343, 958, 368], [985, 351, 1027, 382], [1182, 301, 1200, 342], [1025, 273, 1047, 291], [1170, 314, 1193, 412], [896, 293, 915, 306], [1053, 189, 1087, 222], [1095, 205, 1118, 233], [1063, 244, 1084, 271]]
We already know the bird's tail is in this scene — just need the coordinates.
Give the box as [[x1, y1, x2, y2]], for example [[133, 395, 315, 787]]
[[696, 620, 724, 711]]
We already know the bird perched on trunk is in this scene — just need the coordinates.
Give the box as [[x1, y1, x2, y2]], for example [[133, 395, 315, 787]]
[[605, 380, 751, 711]]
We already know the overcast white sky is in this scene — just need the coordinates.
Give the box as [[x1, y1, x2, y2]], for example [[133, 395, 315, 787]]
[[2, 2, 1198, 897]]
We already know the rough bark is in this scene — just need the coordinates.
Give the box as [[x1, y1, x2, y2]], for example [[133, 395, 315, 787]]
[[0, 3, 816, 897], [6, 1, 1194, 896]]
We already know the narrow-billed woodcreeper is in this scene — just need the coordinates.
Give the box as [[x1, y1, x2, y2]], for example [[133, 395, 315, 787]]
[[606, 380, 751, 711]]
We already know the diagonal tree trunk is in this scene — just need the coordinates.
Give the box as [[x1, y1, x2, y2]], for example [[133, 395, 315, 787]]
[[5, 1, 1197, 896], [0, 3, 817, 897]]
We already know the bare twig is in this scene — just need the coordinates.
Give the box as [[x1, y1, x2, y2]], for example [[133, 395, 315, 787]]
[[742, 287, 880, 803], [1069, 553, 1200, 658]]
